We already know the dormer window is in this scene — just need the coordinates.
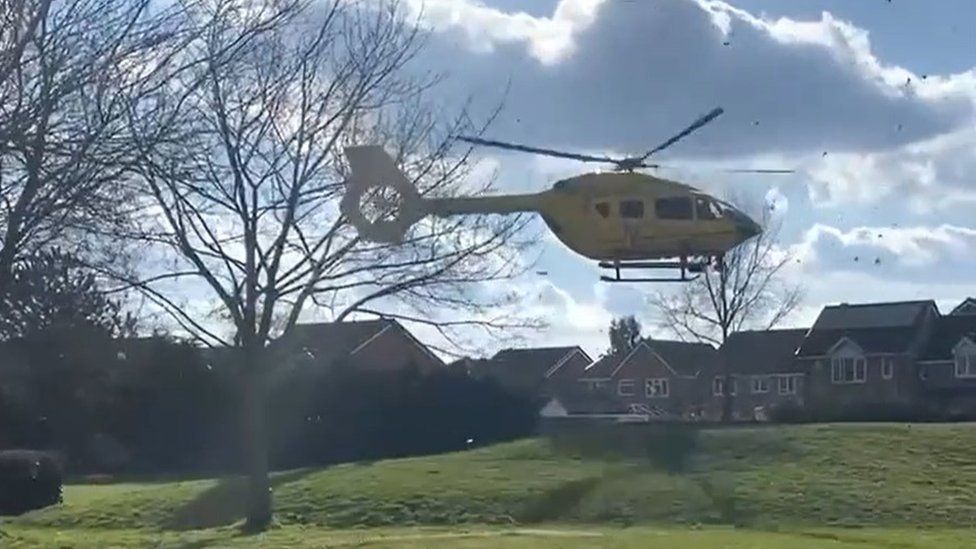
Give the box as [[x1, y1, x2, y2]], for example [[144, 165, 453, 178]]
[[955, 352, 976, 378], [831, 357, 866, 384]]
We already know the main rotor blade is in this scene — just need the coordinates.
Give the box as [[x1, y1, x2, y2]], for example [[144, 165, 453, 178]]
[[639, 107, 724, 161], [458, 135, 616, 164], [721, 168, 795, 174]]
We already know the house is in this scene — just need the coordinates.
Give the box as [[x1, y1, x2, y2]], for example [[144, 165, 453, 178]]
[[707, 329, 808, 421], [472, 346, 592, 397], [917, 313, 976, 415], [579, 339, 718, 420], [795, 300, 939, 411], [275, 319, 445, 374]]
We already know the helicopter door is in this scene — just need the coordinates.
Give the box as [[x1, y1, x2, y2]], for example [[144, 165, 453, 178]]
[[590, 198, 622, 244], [619, 198, 645, 248], [653, 196, 695, 253]]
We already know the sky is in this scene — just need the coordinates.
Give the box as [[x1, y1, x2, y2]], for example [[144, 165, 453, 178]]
[[378, 0, 976, 358]]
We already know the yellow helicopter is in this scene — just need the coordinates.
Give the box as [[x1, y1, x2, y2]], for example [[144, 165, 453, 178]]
[[341, 107, 792, 282]]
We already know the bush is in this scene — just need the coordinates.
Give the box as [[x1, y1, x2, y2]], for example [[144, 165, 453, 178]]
[[0, 449, 63, 515], [268, 364, 540, 468]]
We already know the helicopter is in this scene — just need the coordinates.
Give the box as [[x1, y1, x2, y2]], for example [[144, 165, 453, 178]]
[[340, 107, 793, 283]]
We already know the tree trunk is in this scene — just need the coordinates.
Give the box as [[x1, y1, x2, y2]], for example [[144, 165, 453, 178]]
[[241, 348, 272, 531], [721, 369, 734, 423]]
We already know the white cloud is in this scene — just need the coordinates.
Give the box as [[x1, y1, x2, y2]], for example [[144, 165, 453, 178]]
[[793, 223, 976, 274], [405, 0, 604, 64], [806, 127, 976, 210]]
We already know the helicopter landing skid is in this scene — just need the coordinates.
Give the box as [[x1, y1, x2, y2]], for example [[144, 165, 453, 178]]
[[598, 258, 712, 283]]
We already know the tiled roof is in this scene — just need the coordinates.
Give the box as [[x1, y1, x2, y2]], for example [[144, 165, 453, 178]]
[[583, 340, 717, 378], [483, 346, 588, 393], [721, 329, 808, 374], [812, 300, 935, 330], [921, 315, 976, 361]]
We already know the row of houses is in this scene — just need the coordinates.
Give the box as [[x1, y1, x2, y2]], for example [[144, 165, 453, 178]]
[[459, 297, 976, 422], [78, 296, 976, 424]]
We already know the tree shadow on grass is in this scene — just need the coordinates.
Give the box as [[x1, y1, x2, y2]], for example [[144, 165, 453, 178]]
[[166, 468, 318, 532]]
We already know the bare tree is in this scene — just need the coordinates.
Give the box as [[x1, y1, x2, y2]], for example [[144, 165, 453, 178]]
[[0, 0, 186, 298], [649, 200, 802, 422], [119, 0, 532, 530]]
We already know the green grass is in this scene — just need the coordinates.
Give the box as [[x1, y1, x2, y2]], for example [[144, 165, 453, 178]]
[[5, 525, 976, 548], [6, 423, 976, 546]]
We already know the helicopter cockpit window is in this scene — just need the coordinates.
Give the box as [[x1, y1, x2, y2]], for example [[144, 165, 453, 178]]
[[655, 196, 693, 220], [595, 201, 610, 218], [695, 196, 723, 220], [619, 200, 644, 219]]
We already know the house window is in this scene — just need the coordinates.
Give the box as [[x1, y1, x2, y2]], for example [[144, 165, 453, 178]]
[[655, 196, 693, 220], [751, 376, 770, 394], [955, 354, 976, 378], [620, 200, 644, 219], [729, 377, 737, 396], [645, 378, 669, 398], [881, 358, 894, 380], [831, 357, 866, 384], [617, 379, 635, 396], [595, 202, 610, 218], [712, 376, 724, 396], [778, 375, 797, 395]]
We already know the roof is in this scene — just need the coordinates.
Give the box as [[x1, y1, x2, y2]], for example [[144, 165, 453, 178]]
[[584, 339, 717, 378], [811, 300, 936, 330], [721, 329, 808, 375], [921, 315, 976, 361], [549, 384, 627, 415], [797, 326, 923, 357], [797, 300, 936, 357], [276, 319, 443, 368], [951, 298, 976, 316], [483, 346, 589, 392]]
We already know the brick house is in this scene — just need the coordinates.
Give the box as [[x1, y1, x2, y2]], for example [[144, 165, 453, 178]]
[[470, 346, 593, 398], [706, 329, 808, 421], [579, 339, 717, 420], [795, 300, 940, 411], [917, 303, 976, 415]]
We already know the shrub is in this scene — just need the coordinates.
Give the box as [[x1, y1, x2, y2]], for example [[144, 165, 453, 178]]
[[0, 449, 63, 515]]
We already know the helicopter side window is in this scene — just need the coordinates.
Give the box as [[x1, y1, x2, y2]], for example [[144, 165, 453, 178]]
[[619, 200, 644, 219], [655, 196, 693, 220], [695, 196, 723, 220], [595, 201, 610, 218]]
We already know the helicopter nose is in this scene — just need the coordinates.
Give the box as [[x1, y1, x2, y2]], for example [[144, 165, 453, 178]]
[[736, 216, 762, 240]]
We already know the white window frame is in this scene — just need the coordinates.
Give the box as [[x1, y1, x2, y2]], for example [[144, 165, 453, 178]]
[[645, 378, 670, 398], [712, 376, 724, 396], [617, 378, 635, 396], [881, 358, 894, 380], [831, 357, 867, 384], [751, 376, 770, 394], [778, 375, 797, 395], [955, 354, 976, 378]]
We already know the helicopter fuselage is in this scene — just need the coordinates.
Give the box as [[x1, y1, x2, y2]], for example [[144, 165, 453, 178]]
[[428, 171, 761, 262]]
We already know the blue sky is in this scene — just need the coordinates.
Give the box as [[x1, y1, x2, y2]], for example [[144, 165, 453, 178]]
[[381, 0, 976, 357]]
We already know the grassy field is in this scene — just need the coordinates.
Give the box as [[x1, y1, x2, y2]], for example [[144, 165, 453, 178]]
[[5, 423, 976, 547]]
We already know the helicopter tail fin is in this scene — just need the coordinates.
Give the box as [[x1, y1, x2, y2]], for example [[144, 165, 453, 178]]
[[341, 145, 423, 243]]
